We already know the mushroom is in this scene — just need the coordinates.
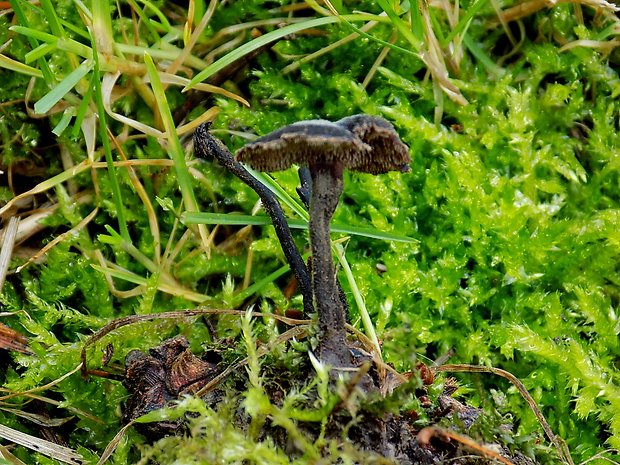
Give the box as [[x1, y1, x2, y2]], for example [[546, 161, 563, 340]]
[[237, 116, 410, 367]]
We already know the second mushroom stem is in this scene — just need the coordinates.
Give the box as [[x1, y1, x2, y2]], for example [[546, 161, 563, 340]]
[[194, 124, 314, 317], [309, 163, 351, 367]]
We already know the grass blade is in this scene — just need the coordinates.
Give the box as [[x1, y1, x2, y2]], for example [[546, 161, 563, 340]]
[[184, 14, 379, 90], [0, 54, 43, 78], [144, 52, 211, 249], [376, 0, 422, 49], [9, 25, 58, 44], [52, 108, 75, 136], [90, 29, 130, 241], [40, 0, 66, 38], [24, 42, 56, 63], [248, 169, 309, 220], [335, 243, 381, 359], [182, 212, 418, 243], [34, 59, 93, 114], [8, 0, 54, 82], [233, 263, 293, 306]]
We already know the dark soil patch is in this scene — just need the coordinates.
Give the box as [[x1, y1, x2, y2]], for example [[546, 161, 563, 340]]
[[120, 334, 545, 465]]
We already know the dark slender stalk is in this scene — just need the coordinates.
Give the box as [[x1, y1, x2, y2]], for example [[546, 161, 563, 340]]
[[298, 167, 351, 327], [309, 165, 350, 367], [296, 167, 312, 209], [193, 123, 314, 316]]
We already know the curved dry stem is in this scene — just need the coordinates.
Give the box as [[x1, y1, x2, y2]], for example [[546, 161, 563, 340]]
[[193, 123, 314, 317], [417, 426, 515, 465], [80, 307, 311, 376], [434, 363, 574, 465]]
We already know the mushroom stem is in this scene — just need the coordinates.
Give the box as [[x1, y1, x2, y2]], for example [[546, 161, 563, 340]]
[[309, 164, 351, 367]]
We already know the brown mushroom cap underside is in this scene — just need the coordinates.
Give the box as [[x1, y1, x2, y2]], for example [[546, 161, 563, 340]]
[[236, 117, 411, 174], [337, 115, 411, 174]]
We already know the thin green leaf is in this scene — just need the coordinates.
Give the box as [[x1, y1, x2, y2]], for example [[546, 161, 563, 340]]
[[24, 42, 56, 64], [248, 169, 309, 220], [55, 38, 93, 59], [71, 73, 96, 139], [442, 0, 487, 46], [182, 212, 418, 243], [324, 14, 418, 60], [9, 25, 58, 44], [8, 0, 54, 83], [10, 28, 93, 58], [144, 52, 210, 248], [34, 60, 93, 115], [184, 14, 379, 90], [462, 35, 505, 78], [40, 0, 66, 38], [90, 264, 211, 303], [34, 59, 93, 114], [90, 29, 130, 241], [407, 0, 425, 44], [125, 0, 161, 43], [52, 108, 75, 136], [376, 0, 422, 49], [233, 263, 293, 306], [0, 54, 44, 78], [144, 53, 199, 214], [334, 243, 381, 358]]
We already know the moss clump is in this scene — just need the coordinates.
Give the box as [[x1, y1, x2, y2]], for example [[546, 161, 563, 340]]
[[0, 1, 618, 463]]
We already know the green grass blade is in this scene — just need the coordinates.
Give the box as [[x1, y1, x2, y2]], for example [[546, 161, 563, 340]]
[[9, 27, 93, 59], [0, 54, 44, 78], [40, 0, 66, 38], [55, 38, 94, 59], [248, 169, 309, 220], [462, 34, 505, 78], [25, 42, 56, 63], [182, 212, 418, 243], [144, 53, 199, 214], [442, 0, 487, 46], [90, 264, 211, 303], [232, 263, 293, 306], [324, 14, 418, 59], [184, 14, 379, 90], [144, 52, 209, 248], [8, 0, 54, 83], [125, 0, 163, 43], [90, 29, 130, 242], [407, 0, 425, 44], [34, 59, 93, 114], [71, 73, 96, 139], [376, 0, 422, 49], [9, 25, 58, 43], [335, 243, 381, 358], [52, 108, 75, 136]]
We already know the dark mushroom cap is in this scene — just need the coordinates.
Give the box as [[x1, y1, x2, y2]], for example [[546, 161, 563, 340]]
[[237, 116, 410, 174], [337, 115, 411, 174], [236, 120, 371, 172]]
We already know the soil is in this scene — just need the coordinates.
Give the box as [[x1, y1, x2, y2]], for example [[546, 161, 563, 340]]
[[121, 334, 544, 465]]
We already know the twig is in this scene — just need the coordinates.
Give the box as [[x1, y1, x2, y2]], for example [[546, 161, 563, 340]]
[[434, 363, 574, 465], [193, 123, 314, 316], [418, 426, 515, 465], [80, 307, 311, 376]]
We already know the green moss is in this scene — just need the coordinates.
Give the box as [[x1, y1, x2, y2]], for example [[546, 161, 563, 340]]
[[1, 0, 619, 463]]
